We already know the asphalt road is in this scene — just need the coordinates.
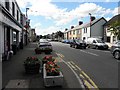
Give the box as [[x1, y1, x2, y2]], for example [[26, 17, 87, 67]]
[[51, 41, 119, 89]]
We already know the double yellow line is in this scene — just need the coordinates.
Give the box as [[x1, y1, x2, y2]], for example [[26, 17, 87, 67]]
[[67, 61, 99, 90], [56, 53, 98, 89], [56, 53, 64, 58]]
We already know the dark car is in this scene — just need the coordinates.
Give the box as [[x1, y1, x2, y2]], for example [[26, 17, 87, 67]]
[[62, 39, 71, 44], [70, 39, 87, 49], [110, 41, 120, 60]]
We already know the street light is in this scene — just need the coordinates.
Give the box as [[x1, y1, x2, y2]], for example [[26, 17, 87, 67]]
[[25, 8, 29, 45], [89, 13, 92, 37]]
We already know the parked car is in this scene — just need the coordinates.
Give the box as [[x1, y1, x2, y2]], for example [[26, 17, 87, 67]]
[[86, 37, 108, 49], [70, 39, 87, 49], [38, 39, 52, 52], [110, 41, 120, 60], [62, 39, 71, 44]]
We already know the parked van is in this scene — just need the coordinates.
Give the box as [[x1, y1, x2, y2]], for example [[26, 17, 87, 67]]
[[86, 37, 108, 49]]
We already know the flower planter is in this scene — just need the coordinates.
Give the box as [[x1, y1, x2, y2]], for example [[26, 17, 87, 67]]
[[43, 64, 64, 87], [44, 51, 51, 54], [35, 48, 41, 54], [24, 64, 40, 74], [24, 57, 41, 74]]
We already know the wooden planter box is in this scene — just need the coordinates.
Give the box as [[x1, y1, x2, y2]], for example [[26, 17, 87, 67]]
[[24, 64, 40, 74], [43, 64, 64, 87]]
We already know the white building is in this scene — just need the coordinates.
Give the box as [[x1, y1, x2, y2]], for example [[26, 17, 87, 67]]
[[104, 14, 120, 44], [81, 17, 107, 41], [0, 0, 25, 60]]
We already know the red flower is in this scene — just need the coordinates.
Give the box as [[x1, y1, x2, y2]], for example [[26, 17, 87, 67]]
[[43, 55, 52, 60]]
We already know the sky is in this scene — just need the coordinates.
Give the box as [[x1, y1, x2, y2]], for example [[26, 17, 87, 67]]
[[16, 0, 120, 35]]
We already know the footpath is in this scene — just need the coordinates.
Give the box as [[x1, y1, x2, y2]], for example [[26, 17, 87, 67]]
[[2, 42, 83, 89]]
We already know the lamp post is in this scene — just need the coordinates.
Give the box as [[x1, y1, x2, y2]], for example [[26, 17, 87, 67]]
[[25, 8, 29, 45], [89, 13, 91, 37]]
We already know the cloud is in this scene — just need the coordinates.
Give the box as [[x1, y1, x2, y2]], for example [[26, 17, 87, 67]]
[[17, 0, 120, 35], [35, 26, 63, 35], [106, 17, 111, 21], [16, 0, 29, 8], [112, 6, 120, 15]]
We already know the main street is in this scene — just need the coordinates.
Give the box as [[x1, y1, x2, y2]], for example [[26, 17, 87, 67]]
[[51, 41, 118, 88]]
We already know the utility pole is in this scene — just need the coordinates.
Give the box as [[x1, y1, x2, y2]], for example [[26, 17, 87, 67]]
[[89, 13, 91, 37]]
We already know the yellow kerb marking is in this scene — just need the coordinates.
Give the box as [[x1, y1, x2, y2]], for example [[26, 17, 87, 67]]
[[81, 71, 98, 89], [84, 80, 94, 88], [67, 62, 77, 70]]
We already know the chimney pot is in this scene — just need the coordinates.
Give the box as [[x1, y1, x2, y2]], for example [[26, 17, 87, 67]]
[[71, 26, 74, 29], [79, 21, 83, 25]]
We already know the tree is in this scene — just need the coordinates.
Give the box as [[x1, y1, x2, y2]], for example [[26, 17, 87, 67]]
[[108, 21, 120, 40]]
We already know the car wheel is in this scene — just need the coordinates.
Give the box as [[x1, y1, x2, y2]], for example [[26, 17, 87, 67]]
[[84, 47, 86, 49], [95, 46, 98, 49], [70, 44, 72, 47], [114, 51, 120, 59], [75, 45, 78, 49]]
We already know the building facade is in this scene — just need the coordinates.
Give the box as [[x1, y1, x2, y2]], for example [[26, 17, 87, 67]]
[[63, 17, 107, 42], [0, 0, 27, 60], [104, 14, 120, 44]]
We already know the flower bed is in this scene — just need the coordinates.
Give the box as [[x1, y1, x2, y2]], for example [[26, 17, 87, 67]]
[[43, 55, 64, 87], [43, 64, 64, 87], [24, 57, 40, 74]]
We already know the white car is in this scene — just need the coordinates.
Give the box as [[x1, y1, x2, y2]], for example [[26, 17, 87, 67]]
[[86, 37, 108, 49]]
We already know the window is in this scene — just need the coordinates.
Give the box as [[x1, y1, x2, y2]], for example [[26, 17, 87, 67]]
[[73, 30, 75, 35], [113, 36, 116, 42], [5, 1, 9, 11], [84, 28, 85, 33], [77, 30, 79, 34], [17, 10, 19, 21], [86, 28, 87, 33], [107, 37, 110, 42], [84, 28, 87, 33], [12, 2, 15, 17]]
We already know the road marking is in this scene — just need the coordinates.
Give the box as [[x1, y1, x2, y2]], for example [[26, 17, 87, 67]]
[[56, 53, 64, 58], [62, 60, 85, 89], [70, 61, 82, 71], [75, 65, 82, 71], [56, 53, 98, 89], [81, 71, 99, 89], [54, 57, 63, 62], [70, 60, 99, 89], [80, 50, 99, 56], [67, 62, 77, 71], [89, 49, 110, 53], [84, 80, 94, 88]]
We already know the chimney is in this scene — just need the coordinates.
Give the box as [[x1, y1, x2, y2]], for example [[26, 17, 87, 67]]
[[79, 21, 83, 25], [71, 26, 74, 29], [91, 16, 95, 21], [65, 28, 68, 31]]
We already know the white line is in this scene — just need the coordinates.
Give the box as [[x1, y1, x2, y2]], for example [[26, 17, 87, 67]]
[[80, 50, 99, 56], [62, 60, 85, 89]]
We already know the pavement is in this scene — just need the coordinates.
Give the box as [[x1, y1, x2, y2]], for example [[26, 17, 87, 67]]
[[2, 42, 80, 89]]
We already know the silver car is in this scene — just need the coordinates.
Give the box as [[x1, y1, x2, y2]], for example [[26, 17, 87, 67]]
[[38, 39, 52, 52], [110, 41, 120, 60]]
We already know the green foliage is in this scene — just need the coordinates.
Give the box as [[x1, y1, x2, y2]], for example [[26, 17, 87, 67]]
[[107, 21, 120, 40]]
